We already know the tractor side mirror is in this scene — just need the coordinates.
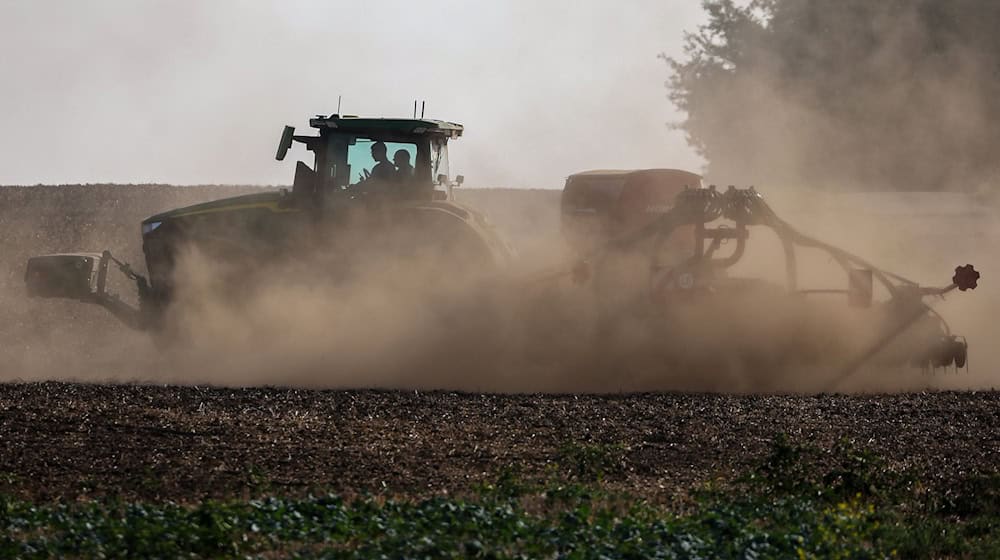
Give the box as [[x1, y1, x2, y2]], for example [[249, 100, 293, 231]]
[[276, 125, 295, 161], [847, 268, 873, 308]]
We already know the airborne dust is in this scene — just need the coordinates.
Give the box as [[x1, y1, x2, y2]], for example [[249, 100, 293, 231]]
[[0, 184, 994, 393], [2, 2, 998, 393], [658, 0, 1000, 391]]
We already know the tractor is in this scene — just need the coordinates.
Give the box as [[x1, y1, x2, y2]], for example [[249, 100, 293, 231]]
[[22, 115, 980, 381], [24, 114, 512, 331]]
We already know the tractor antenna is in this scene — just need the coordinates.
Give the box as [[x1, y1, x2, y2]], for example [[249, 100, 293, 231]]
[[413, 100, 417, 118], [421, 101, 425, 119], [337, 95, 342, 115]]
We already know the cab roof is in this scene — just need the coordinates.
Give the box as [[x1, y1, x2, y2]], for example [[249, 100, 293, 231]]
[[308, 114, 463, 137]]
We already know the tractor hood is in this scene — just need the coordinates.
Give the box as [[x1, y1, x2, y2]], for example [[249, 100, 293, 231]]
[[142, 191, 290, 229]]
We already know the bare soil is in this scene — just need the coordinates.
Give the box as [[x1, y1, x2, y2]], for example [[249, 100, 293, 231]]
[[1, 382, 998, 503]]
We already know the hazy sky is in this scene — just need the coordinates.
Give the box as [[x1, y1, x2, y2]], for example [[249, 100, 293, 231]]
[[1, 1, 705, 188]]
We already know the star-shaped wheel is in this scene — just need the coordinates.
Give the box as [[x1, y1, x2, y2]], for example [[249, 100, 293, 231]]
[[953, 264, 980, 291]]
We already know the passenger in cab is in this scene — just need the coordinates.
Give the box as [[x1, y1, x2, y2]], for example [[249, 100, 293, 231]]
[[393, 149, 414, 183]]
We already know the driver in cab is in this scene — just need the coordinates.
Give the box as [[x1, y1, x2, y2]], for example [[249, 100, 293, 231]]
[[367, 141, 396, 183], [354, 141, 398, 200]]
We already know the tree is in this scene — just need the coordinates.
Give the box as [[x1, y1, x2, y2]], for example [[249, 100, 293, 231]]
[[667, 0, 1000, 191]]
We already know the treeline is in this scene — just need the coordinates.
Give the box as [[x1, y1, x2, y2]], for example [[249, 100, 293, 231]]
[[668, 0, 1000, 192]]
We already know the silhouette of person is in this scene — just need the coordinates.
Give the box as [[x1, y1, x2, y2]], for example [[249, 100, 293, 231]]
[[368, 141, 396, 183], [393, 149, 414, 182]]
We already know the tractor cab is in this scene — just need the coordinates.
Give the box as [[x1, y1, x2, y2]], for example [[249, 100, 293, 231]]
[[276, 115, 465, 205]]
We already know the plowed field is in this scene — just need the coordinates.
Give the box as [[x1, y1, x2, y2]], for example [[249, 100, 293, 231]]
[[1, 382, 997, 503]]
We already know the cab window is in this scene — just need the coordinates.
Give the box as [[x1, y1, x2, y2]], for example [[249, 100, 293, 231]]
[[347, 138, 418, 185]]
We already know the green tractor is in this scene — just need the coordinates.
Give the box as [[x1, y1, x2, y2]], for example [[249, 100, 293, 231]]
[[22, 115, 981, 381], [24, 114, 513, 331]]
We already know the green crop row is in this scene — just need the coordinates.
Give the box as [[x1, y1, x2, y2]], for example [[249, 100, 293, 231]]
[[2, 436, 999, 559]]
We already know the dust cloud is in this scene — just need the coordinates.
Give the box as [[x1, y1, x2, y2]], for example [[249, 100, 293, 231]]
[[660, 1, 1000, 390], [93, 230, 869, 393], [1, 185, 993, 393], [3, 3, 994, 393], [674, 2, 1000, 196]]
